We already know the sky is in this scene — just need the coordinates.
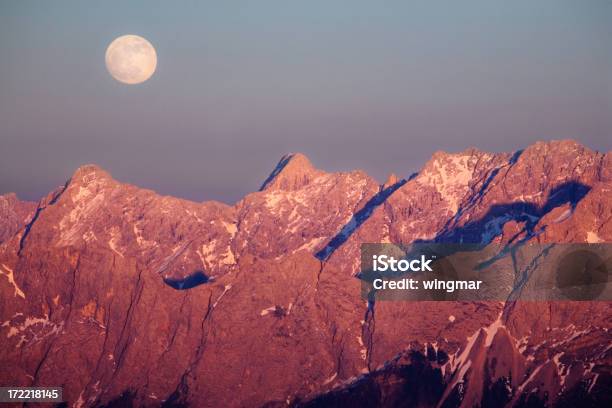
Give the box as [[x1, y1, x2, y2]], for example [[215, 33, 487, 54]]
[[1, 0, 611, 204]]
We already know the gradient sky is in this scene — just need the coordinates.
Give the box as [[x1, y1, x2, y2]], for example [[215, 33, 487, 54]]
[[1, 0, 611, 203]]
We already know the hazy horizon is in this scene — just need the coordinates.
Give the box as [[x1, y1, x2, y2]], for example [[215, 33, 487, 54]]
[[0, 138, 609, 205], [1, 1, 611, 203]]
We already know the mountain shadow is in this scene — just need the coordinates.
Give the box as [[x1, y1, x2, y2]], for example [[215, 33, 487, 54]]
[[438, 149, 524, 235], [259, 154, 293, 191], [316, 177, 411, 261], [432, 180, 591, 245], [363, 180, 593, 307], [163, 270, 210, 290]]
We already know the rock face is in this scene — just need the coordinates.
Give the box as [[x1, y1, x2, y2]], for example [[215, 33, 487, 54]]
[[0, 140, 610, 407], [0, 193, 36, 244]]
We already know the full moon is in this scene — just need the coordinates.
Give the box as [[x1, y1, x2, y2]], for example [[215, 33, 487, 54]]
[[105, 35, 157, 84]]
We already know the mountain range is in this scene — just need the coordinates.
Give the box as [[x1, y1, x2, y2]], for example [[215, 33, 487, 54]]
[[0, 140, 610, 407]]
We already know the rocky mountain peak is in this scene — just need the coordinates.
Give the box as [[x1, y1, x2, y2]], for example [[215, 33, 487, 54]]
[[69, 164, 112, 186], [413, 148, 492, 214], [523, 139, 592, 156], [383, 173, 400, 189], [0, 193, 36, 244], [62, 164, 117, 204], [259, 152, 323, 191], [422, 147, 489, 171], [0, 192, 18, 203]]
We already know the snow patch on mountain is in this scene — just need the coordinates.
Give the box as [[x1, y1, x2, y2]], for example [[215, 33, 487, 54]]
[[4, 314, 63, 348], [222, 221, 238, 237], [484, 313, 505, 347], [586, 231, 603, 243], [552, 352, 569, 387], [517, 364, 544, 394], [199, 240, 235, 267], [213, 284, 232, 308], [0, 263, 25, 299], [293, 237, 325, 254], [260, 306, 276, 316], [59, 190, 106, 246], [132, 224, 154, 248], [74, 186, 93, 202], [265, 191, 285, 211], [108, 227, 124, 258], [417, 154, 475, 214]]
